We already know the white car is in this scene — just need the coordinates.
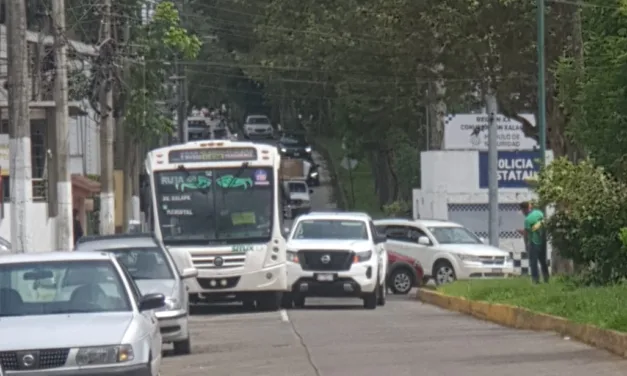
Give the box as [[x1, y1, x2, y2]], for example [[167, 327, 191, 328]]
[[374, 218, 514, 285], [0, 251, 164, 375], [243, 115, 274, 138], [283, 212, 388, 309], [283, 180, 312, 218]]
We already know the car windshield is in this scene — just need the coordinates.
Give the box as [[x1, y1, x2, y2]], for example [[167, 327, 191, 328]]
[[288, 182, 307, 193], [293, 220, 368, 240], [247, 116, 270, 124], [428, 226, 482, 244], [154, 167, 274, 245], [106, 247, 174, 280], [280, 136, 307, 146], [0, 260, 131, 317]]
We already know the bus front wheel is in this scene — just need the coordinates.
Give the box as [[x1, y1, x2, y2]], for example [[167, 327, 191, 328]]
[[256, 292, 281, 311]]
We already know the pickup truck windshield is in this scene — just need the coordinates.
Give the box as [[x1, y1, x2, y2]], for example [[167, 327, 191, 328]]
[[293, 219, 368, 240]]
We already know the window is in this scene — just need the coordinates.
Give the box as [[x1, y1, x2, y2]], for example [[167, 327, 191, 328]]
[[118, 263, 141, 305], [293, 219, 368, 240], [0, 260, 131, 317], [384, 226, 410, 242], [247, 116, 270, 124], [408, 228, 429, 243], [105, 247, 174, 280], [428, 226, 482, 245], [288, 182, 307, 193]]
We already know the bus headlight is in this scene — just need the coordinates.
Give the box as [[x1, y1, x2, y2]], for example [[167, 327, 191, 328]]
[[286, 250, 299, 263]]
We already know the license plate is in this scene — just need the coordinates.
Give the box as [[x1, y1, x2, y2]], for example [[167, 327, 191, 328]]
[[491, 268, 503, 273], [316, 273, 334, 282]]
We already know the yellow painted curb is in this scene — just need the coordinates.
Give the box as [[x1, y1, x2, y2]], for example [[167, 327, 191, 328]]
[[417, 288, 627, 358]]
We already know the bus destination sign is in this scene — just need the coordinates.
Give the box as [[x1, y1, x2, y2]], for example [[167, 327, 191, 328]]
[[168, 148, 258, 163]]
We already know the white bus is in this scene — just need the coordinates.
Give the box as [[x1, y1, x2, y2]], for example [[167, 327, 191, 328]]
[[144, 140, 287, 310]]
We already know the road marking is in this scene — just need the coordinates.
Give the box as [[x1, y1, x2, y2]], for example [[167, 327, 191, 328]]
[[279, 309, 290, 322]]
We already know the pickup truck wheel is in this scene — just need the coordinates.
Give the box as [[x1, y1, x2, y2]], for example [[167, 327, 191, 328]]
[[363, 283, 378, 309], [173, 335, 191, 355], [389, 268, 414, 295], [281, 293, 293, 309], [377, 280, 386, 306], [293, 295, 305, 308]]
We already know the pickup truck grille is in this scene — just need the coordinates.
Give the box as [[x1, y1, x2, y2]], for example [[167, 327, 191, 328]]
[[299, 250, 353, 271]]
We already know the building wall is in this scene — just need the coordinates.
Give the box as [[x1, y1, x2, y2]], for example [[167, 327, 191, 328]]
[[0, 202, 55, 251]]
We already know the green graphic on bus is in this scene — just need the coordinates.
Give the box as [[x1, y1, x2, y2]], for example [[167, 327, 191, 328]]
[[216, 175, 253, 189], [175, 175, 211, 192]]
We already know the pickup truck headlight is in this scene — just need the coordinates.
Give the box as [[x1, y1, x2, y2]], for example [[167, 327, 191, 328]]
[[280, 148, 287, 152], [456, 254, 481, 263], [164, 297, 182, 310], [286, 250, 299, 263], [305, 146, 312, 153], [76, 345, 134, 365], [353, 250, 372, 263]]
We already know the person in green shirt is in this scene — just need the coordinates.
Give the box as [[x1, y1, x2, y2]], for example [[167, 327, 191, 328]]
[[520, 201, 549, 284]]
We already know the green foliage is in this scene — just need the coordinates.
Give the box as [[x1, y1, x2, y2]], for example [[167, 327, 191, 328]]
[[535, 158, 627, 284], [439, 278, 627, 332], [123, 1, 201, 140], [382, 201, 411, 217]]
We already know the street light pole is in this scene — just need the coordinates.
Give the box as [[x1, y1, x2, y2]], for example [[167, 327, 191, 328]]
[[537, 0, 547, 164]]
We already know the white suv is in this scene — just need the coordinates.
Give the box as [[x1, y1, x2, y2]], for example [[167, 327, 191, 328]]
[[374, 218, 514, 285], [283, 212, 387, 309]]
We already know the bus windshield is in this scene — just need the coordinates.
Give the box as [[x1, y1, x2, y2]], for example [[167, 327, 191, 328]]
[[154, 167, 274, 244]]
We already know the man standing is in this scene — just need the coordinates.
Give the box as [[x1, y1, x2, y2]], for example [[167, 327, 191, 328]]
[[520, 201, 549, 283]]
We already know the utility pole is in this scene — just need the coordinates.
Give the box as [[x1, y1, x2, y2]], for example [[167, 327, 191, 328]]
[[52, 0, 73, 249], [486, 92, 499, 247], [99, 0, 115, 234], [6, 0, 33, 252], [537, 0, 547, 165], [175, 60, 187, 144]]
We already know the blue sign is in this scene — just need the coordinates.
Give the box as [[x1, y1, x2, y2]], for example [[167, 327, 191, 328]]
[[478, 151, 540, 188]]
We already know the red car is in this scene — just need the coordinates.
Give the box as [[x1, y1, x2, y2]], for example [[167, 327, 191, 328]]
[[386, 251, 425, 294]]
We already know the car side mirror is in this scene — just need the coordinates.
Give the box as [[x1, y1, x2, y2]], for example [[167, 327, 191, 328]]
[[180, 267, 198, 279], [139, 293, 165, 311], [417, 236, 431, 246]]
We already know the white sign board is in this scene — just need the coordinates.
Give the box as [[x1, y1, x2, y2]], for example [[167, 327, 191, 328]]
[[443, 113, 538, 150]]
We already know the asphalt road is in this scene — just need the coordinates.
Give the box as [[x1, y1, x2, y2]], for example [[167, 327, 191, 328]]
[[160, 143, 627, 376]]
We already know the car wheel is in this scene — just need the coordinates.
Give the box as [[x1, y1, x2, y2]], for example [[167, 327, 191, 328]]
[[256, 292, 281, 311], [433, 260, 456, 286], [377, 279, 386, 306], [173, 335, 191, 355], [389, 268, 414, 295], [293, 295, 306, 308], [281, 293, 293, 309]]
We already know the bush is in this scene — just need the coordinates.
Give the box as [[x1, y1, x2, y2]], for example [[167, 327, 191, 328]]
[[382, 200, 412, 217], [535, 158, 627, 284]]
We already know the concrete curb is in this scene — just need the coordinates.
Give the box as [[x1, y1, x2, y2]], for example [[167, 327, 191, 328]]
[[417, 288, 627, 358]]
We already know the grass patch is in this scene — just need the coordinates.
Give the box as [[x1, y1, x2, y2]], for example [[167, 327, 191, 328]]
[[321, 138, 383, 216], [438, 278, 627, 332]]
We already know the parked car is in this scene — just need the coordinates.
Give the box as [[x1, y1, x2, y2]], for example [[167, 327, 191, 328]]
[[386, 251, 425, 294], [243, 115, 274, 139], [75, 233, 198, 355], [0, 251, 164, 375], [374, 218, 514, 285], [278, 132, 312, 158], [284, 212, 387, 309]]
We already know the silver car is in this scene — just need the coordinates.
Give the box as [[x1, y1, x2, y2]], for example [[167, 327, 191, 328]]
[[75, 234, 197, 355], [0, 251, 164, 375], [243, 115, 274, 138]]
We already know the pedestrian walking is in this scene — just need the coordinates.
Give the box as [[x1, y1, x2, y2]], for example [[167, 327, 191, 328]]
[[73, 209, 84, 245], [519, 201, 549, 284]]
